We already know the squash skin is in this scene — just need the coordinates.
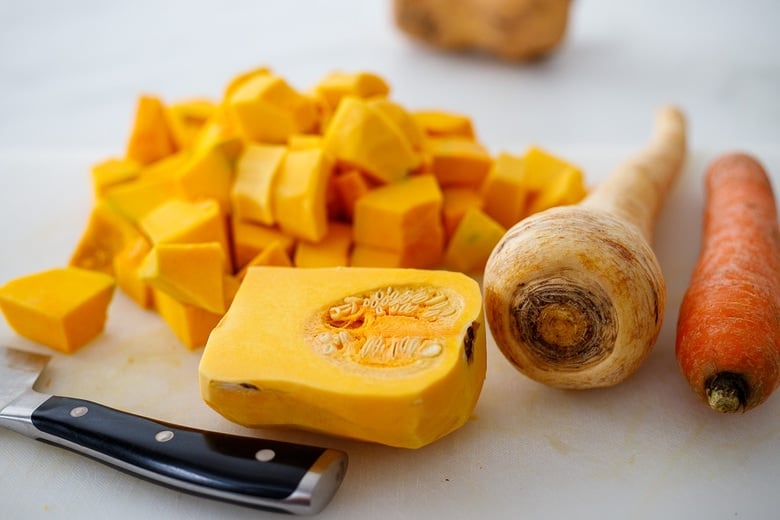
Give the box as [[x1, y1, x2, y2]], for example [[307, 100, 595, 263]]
[[199, 267, 486, 448]]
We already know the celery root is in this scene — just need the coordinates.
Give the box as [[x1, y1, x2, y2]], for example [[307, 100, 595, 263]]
[[483, 106, 686, 389]]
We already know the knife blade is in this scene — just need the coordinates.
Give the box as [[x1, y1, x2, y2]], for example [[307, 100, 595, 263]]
[[0, 347, 347, 515]]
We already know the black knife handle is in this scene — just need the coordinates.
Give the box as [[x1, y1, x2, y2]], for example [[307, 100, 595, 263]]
[[29, 396, 347, 515]]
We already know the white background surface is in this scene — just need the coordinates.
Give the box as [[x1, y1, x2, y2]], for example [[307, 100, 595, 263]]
[[1, 1, 779, 518]]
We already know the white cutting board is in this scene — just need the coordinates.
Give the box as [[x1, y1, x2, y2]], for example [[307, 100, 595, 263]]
[[1, 147, 778, 519]]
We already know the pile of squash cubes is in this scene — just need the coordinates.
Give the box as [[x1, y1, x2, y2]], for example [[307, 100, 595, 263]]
[[66, 68, 587, 350]]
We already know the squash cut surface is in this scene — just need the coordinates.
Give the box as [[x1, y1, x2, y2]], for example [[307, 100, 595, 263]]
[[199, 266, 486, 448]]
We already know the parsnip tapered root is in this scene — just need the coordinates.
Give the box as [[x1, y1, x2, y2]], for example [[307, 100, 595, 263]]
[[483, 106, 686, 389]]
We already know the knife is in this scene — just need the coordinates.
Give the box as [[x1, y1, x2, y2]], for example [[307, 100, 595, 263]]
[[0, 346, 348, 515]]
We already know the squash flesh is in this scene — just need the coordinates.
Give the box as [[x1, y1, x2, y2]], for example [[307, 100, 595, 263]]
[[125, 95, 178, 165], [199, 267, 486, 448], [0, 268, 115, 353], [139, 242, 226, 314], [231, 144, 287, 225], [443, 207, 506, 273], [322, 96, 420, 183]]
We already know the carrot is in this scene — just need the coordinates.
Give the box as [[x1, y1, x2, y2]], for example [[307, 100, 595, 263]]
[[675, 152, 780, 412], [483, 106, 686, 389]]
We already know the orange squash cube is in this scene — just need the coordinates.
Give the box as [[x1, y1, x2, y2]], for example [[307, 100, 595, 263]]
[[236, 241, 293, 281], [125, 95, 178, 165], [167, 98, 217, 149], [441, 187, 484, 241], [350, 233, 444, 269], [273, 148, 332, 242], [227, 74, 318, 144], [323, 96, 420, 184], [139, 198, 230, 267], [332, 169, 372, 222], [294, 222, 353, 268], [0, 268, 115, 353], [480, 152, 528, 228], [443, 207, 506, 274], [139, 242, 227, 314], [353, 174, 443, 251], [231, 144, 287, 225], [413, 111, 475, 139], [314, 71, 390, 109], [70, 202, 140, 275], [230, 219, 296, 271], [426, 137, 493, 189], [90, 158, 141, 199], [177, 146, 234, 214], [113, 235, 155, 309]]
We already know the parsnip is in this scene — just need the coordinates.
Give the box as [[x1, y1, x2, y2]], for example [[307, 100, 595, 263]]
[[393, 0, 571, 61], [483, 106, 686, 388]]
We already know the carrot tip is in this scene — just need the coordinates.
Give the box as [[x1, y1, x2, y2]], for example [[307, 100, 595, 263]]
[[706, 372, 748, 413]]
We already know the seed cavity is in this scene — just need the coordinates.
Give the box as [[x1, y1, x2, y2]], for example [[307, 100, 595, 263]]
[[309, 284, 464, 370], [327, 285, 455, 325], [313, 334, 444, 367]]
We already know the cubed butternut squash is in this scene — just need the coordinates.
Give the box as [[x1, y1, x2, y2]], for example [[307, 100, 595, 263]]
[[273, 147, 332, 242], [480, 152, 528, 228], [227, 74, 318, 144], [287, 134, 323, 150], [353, 174, 443, 251], [426, 137, 493, 189], [230, 219, 296, 271], [349, 245, 404, 268], [443, 207, 506, 273], [139, 242, 226, 314], [236, 241, 292, 281], [69, 202, 140, 275], [231, 144, 287, 225], [413, 110, 475, 139], [367, 98, 426, 151], [113, 235, 155, 309], [0, 268, 115, 353], [441, 187, 484, 240], [190, 118, 244, 164], [314, 71, 390, 109], [7, 67, 598, 359], [90, 158, 141, 199], [349, 234, 444, 269], [199, 267, 486, 448], [153, 275, 239, 350], [104, 153, 187, 223], [167, 98, 217, 149], [222, 67, 272, 104], [125, 95, 178, 165], [322, 96, 420, 184], [294, 222, 353, 268], [526, 164, 587, 215], [521, 145, 583, 191], [139, 198, 230, 265], [176, 146, 234, 214], [332, 169, 372, 222]]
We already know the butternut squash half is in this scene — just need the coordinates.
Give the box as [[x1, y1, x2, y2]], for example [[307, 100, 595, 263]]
[[199, 267, 486, 448]]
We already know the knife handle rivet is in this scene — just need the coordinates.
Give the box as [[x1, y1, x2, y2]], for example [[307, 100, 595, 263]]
[[155, 430, 175, 443], [255, 448, 276, 462], [70, 406, 88, 418]]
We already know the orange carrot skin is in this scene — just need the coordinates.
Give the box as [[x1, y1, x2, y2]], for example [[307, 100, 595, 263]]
[[676, 152, 780, 412]]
